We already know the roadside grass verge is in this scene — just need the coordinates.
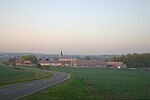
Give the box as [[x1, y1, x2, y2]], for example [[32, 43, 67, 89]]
[[0, 65, 52, 86], [20, 75, 101, 100]]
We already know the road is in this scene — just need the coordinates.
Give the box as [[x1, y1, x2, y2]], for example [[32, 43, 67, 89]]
[[0, 71, 69, 100]]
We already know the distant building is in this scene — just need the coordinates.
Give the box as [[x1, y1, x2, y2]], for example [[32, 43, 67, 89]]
[[38, 51, 126, 69], [70, 60, 126, 69], [15, 59, 21, 65], [39, 60, 70, 66], [15, 59, 31, 65], [23, 60, 31, 64], [70, 60, 107, 68], [106, 61, 127, 69], [59, 51, 78, 61]]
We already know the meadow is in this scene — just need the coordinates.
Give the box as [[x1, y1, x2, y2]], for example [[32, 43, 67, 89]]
[[21, 67, 150, 100], [0, 65, 52, 86], [59, 68, 150, 99]]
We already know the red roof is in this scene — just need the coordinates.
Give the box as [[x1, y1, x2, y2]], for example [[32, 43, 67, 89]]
[[106, 61, 124, 66], [23, 60, 31, 64]]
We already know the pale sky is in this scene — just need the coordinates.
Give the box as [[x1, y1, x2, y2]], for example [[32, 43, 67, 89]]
[[0, 0, 150, 55]]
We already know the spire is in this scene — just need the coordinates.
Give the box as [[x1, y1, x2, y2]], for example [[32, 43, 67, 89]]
[[60, 51, 63, 56]]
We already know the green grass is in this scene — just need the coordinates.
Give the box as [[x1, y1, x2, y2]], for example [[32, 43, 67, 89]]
[[22, 67, 150, 99], [21, 75, 100, 100], [60, 68, 150, 99], [0, 65, 52, 86]]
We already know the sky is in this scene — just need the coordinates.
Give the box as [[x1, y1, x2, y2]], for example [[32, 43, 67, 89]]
[[0, 0, 150, 55]]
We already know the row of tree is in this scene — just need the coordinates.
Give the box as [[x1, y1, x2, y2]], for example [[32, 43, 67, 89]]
[[3, 55, 37, 66], [20, 55, 37, 64], [112, 53, 150, 68]]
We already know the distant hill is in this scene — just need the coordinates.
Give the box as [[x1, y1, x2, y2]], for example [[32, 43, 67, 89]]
[[0, 53, 60, 62], [0, 53, 119, 62]]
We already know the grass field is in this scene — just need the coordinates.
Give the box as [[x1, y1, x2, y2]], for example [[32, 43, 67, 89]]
[[0, 65, 52, 86], [21, 67, 150, 99], [59, 68, 150, 99], [21, 75, 100, 100]]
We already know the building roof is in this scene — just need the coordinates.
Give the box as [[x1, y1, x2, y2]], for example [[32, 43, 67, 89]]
[[39, 60, 70, 64], [15, 60, 20, 63], [106, 61, 124, 66], [59, 51, 79, 59], [23, 60, 31, 64], [59, 55, 79, 59], [75, 60, 107, 66]]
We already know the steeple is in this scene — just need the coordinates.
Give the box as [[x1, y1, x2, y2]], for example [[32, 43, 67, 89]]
[[60, 51, 63, 57]]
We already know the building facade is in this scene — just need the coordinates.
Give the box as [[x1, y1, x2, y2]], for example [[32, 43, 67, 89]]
[[39, 60, 70, 66], [38, 51, 126, 69], [58, 51, 78, 61]]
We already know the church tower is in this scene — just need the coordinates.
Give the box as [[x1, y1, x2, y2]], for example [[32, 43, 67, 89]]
[[60, 51, 63, 57]]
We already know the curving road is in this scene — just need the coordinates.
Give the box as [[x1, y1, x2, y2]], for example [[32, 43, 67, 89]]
[[0, 71, 69, 100]]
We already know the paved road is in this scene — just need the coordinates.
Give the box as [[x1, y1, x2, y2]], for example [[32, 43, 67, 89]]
[[0, 71, 69, 100]]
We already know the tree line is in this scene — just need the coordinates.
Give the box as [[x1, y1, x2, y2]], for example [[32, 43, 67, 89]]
[[3, 55, 37, 66], [112, 53, 150, 68], [20, 55, 37, 64]]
